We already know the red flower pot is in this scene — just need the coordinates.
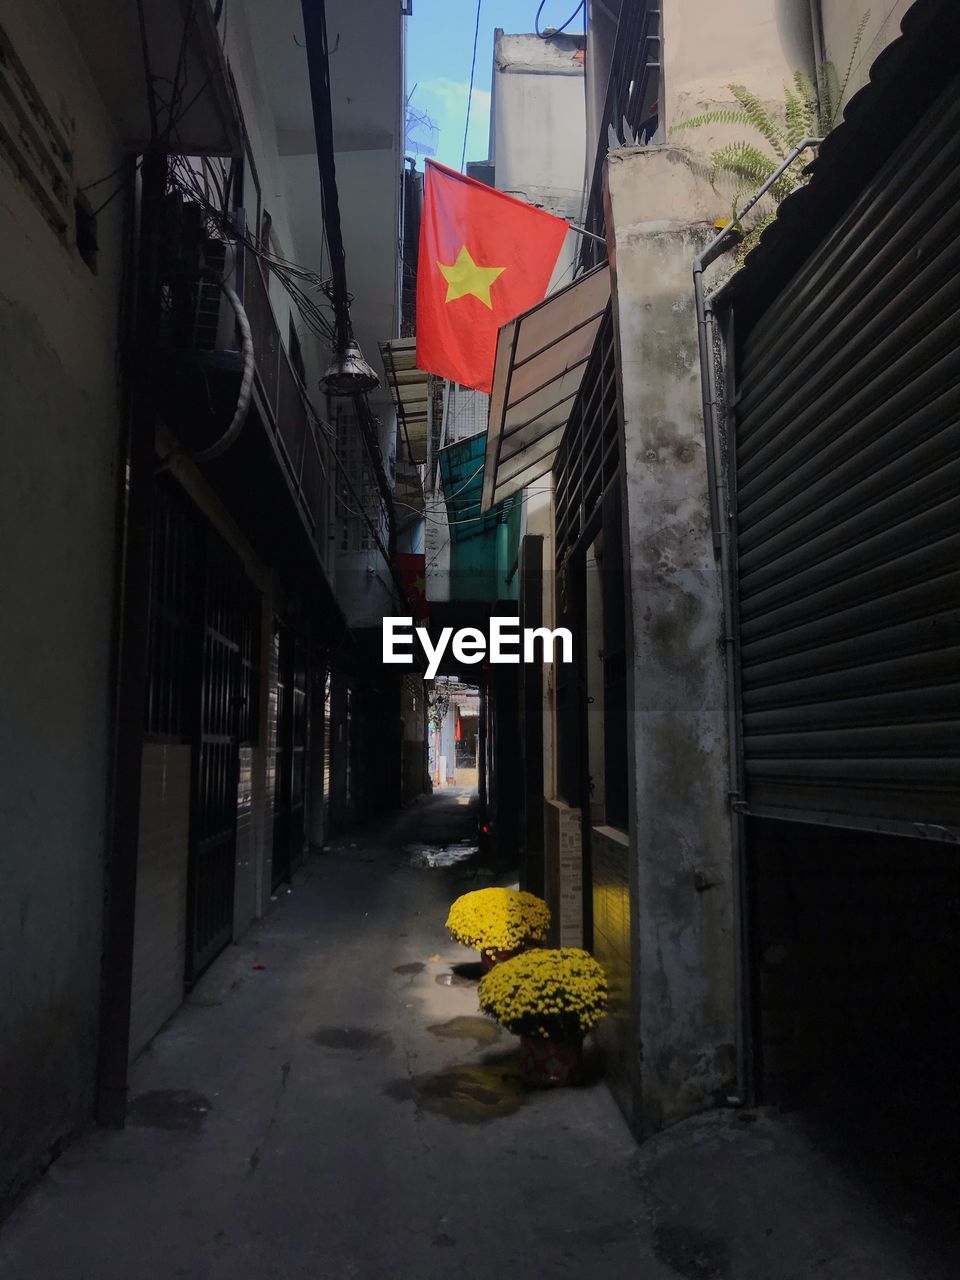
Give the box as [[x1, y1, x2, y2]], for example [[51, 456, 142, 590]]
[[480, 946, 520, 973], [519, 1034, 584, 1087]]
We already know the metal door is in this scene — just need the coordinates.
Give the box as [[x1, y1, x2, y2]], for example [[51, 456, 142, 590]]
[[186, 530, 243, 983], [729, 75, 960, 832]]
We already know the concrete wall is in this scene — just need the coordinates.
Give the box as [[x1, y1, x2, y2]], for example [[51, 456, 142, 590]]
[[0, 0, 125, 1208], [666, 0, 814, 129], [591, 825, 633, 1116], [605, 144, 737, 1134], [491, 32, 586, 289], [543, 798, 583, 948], [129, 747, 191, 1060], [819, 0, 912, 105], [663, 0, 814, 210]]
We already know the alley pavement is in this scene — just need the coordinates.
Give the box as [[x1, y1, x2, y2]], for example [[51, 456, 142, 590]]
[[0, 791, 954, 1280]]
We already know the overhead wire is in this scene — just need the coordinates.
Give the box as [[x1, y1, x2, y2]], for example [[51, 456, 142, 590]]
[[535, 0, 585, 38], [166, 159, 338, 346], [460, 0, 483, 172]]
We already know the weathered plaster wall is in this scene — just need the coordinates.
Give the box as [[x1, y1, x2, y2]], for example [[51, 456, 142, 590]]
[[0, 0, 125, 1208], [543, 798, 583, 947], [663, 0, 814, 189], [591, 825, 633, 1116], [605, 145, 737, 1133], [491, 32, 586, 290], [819, 0, 912, 103]]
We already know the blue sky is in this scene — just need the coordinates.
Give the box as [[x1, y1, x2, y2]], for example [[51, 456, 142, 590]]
[[405, 0, 584, 171]]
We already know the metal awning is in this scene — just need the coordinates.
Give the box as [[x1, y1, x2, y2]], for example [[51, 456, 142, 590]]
[[480, 264, 610, 512], [439, 432, 516, 543], [380, 337, 429, 464]]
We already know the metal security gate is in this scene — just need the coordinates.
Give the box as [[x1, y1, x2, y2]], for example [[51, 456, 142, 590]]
[[186, 530, 260, 982], [729, 73, 960, 834]]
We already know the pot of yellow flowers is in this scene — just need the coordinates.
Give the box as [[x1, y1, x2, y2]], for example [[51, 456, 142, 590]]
[[478, 948, 608, 1087], [445, 887, 551, 972]]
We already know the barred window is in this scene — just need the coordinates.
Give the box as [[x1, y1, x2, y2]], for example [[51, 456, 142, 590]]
[[335, 402, 381, 552]]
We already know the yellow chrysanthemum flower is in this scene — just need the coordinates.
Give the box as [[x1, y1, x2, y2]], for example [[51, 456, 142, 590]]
[[445, 888, 551, 954], [477, 948, 608, 1040]]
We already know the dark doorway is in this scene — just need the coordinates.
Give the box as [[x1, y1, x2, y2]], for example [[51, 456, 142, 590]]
[[750, 818, 960, 1231], [186, 531, 244, 983]]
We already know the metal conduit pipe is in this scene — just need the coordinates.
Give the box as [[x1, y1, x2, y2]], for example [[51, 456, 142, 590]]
[[691, 136, 822, 1105]]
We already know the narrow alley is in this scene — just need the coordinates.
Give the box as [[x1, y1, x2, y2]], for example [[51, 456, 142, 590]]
[[3, 0, 960, 1272], [0, 791, 954, 1280]]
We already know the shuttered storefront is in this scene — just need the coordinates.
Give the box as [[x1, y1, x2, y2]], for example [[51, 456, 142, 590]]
[[730, 72, 960, 834]]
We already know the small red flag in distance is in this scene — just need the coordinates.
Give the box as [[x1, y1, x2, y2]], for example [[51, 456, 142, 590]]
[[395, 551, 429, 620], [415, 159, 570, 393]]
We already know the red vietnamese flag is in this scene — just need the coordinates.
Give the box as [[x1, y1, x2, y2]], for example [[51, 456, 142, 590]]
[[416, 159, 569, 393]]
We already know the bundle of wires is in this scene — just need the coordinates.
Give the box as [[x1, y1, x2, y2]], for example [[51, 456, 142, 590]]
[[167, 154, 339, 350]]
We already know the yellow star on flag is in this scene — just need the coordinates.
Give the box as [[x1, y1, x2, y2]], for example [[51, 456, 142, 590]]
[[437, 245, 506, 310]]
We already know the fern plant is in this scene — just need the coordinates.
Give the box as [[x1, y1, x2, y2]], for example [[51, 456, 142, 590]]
[[670, 13, 870, 255]]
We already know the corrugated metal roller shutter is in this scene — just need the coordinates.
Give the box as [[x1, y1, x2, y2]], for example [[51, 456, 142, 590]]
[[731, 75, 960, 832]]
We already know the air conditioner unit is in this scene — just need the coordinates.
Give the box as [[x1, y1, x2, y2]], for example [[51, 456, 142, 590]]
[[157, 197, 249, 451], [160, 194, 246, 356], [193, 235, 242, 354]]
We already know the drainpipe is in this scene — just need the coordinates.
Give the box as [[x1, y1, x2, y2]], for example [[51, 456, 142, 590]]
[[809, 0, 828, 92], [97, 147, 168, 1127], [692, 137, 822, 1107]]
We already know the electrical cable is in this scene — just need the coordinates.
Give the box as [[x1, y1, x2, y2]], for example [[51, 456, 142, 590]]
[[166, 164, 338, 345], [535, 0, 585, 37], [80, 163, 126, 193], [461, 0, 482, 172], [91, 182, 129, 218]]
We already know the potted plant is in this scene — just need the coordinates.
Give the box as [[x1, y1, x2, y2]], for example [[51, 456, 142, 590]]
[[445, 887, 551, 972], [477, 947, 608, 1087]]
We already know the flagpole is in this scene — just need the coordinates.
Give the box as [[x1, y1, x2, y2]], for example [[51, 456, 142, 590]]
[[568, 223, 606, 245]]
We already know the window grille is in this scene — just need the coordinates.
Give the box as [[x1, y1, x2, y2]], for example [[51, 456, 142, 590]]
[[445, 382, 488, 443], [336, 402, 380, 552], [237, 576, 261, 746]]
